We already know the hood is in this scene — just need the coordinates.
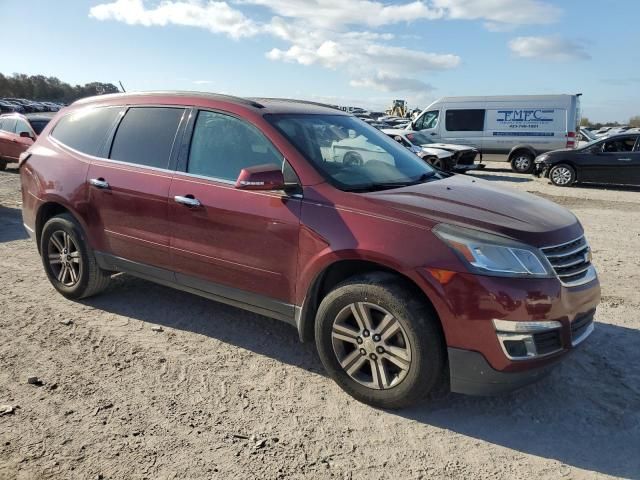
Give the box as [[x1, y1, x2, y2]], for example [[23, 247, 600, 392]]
[[420, 147, 453, 158], [419, 142, 475, 152], [364, 174, 581, 246]]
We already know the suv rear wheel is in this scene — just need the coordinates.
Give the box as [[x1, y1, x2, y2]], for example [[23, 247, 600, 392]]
[[40, 214, 111, 299], [315, 273, 445, 409], [0, 159, 7, 171]]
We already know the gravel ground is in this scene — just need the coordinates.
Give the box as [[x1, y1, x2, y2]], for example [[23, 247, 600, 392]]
[[1, 161, 639, 480]]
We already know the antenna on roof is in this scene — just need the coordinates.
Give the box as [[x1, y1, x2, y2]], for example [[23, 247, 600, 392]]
[[119, 81, 126, 93]]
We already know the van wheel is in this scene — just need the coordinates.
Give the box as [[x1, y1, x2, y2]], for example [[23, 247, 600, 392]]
[[549, 164, 576, 187], [40, 214, 111, 299], [510, 151, 534, 173], [315, 273, 445, 409], [344, 151, 363, 166]]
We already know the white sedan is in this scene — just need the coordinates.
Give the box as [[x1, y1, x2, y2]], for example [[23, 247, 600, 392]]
[[382, 128, 482, 172]]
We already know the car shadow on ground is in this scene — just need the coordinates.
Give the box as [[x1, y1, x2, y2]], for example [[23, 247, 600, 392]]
[[0, 205, 28, 242], [83, 274, 640, 479]]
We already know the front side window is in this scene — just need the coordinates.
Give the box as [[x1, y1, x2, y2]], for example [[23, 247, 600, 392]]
[[601, 136, 636, 153], [51, 107, 121, 156], [267, 114, 437, 191], [416, 110, 438, 130], [110, 107, 185, 169], [187, 111, 283, 181], [445, 109, 485, 131], [15, 119, 32, 136]]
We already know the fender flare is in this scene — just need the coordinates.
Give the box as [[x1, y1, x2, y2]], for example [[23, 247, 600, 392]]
[[508, 144, 538, 161]]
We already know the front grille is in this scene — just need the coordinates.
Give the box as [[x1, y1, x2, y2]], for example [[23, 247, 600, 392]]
[[533, 330, 563, 355], [456, 150, 478, 165], [541, 236, 592, 286], [571, 310, 595, 345]]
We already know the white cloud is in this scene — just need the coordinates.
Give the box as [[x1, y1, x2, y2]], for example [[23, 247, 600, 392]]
[[509, 36, 591, 62], [89, 0, 259, 39], [192, 80, 214, 85], [350, 73, 435, 93], [88, 0, 564, 96]]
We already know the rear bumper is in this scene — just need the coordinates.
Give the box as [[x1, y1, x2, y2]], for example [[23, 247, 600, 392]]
[[449, 347, 558, 395]]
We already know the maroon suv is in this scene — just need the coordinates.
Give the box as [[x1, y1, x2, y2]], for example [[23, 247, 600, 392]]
[[20, 92, 600, 408]]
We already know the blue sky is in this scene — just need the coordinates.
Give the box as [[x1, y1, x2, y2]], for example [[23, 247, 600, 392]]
[[2, 0, 639, 122]]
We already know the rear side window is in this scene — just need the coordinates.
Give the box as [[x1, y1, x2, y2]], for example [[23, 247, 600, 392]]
[[51, 107, 121, 156], [109, 107, 184, 169], [29, 119, 50, 135], [187, 110, 282, 181], [445, 109, 485, 131], [1, 118, 17, 133]]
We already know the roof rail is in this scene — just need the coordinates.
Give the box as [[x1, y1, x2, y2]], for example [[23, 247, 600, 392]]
[[249, 97, 342, 111], [72, 91, 264, 108]]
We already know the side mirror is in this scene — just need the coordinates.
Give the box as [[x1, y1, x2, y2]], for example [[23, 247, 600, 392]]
[[235, 164, 285, 191], [19, 131, 34, 140]]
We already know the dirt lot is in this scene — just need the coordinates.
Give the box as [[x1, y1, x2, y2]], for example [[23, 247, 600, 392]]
[[1, 161, 639, 480]]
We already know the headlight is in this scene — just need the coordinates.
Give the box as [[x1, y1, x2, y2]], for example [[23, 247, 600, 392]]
[[535, 154, 549, 163], [433, 224, 553, 278]]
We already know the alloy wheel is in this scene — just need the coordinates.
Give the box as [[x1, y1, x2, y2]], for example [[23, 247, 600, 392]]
[[513, 155, 531, 172], [47, 230, 81, 286], [331, 302, 412, 390], [551, 166, 573, 185]]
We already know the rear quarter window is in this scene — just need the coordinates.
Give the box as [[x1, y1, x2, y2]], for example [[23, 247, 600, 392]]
[[51, 107, 122, 156], [109, 107, 185, 169]]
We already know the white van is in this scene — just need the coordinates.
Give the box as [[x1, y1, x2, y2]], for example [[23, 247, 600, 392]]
[[410, 95, 582, 172]]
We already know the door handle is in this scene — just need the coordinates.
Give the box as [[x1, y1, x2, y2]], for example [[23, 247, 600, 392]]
[[174, 195, 201, 207], [430, 132, 437, 136], [89, 178, 110, 189], [618, 158, 632, 161]]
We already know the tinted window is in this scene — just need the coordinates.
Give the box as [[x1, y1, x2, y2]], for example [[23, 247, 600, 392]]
[[601, 136, 637, 153], [188, 111, 283, 181], [29, 119, 50, 135], [15, 119, 32, 136], [110, 107, 184, 169], [1, 118, 16, 133], [51, 107, 121, 156], [445, 109, 485, 131]]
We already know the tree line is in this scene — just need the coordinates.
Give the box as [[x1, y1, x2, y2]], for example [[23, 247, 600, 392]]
[[581, 116, 640, 129], [0, 73, 120, 104]]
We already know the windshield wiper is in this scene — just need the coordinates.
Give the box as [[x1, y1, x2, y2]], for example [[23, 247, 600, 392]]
[[344, 173, 437, 192]]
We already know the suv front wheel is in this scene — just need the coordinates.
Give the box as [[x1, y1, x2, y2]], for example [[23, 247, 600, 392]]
[[315, 273, 445, 409]]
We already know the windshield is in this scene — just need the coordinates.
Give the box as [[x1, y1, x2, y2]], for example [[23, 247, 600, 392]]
[[29, 119, 50, 135], [266, 114, 437, 191], [405, 131, 434, 145]]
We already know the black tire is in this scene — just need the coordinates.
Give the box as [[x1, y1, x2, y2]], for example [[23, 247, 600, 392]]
[[510, 151, 535, 173], [0, 160, 7, 171], [40, 213, 111, 299], [315, 273, 445, 409], [548, 163, 576, 187]]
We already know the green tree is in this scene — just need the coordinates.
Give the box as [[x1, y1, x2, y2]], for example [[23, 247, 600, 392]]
[[0, 72, 119, 103]]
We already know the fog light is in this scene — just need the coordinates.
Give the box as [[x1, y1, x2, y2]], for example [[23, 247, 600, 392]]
[[503, 340, 528, 358], [493, 319, 563, 360]]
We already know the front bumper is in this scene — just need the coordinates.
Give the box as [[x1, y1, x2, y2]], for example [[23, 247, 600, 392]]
[[533, 162, 549, 177], [448, 347, 557, 395]]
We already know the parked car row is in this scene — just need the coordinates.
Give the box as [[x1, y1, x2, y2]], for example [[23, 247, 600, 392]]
[[0, 112, 54, 170], [0, 97, 64, 114]]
